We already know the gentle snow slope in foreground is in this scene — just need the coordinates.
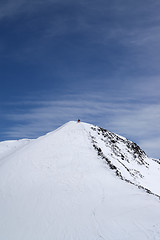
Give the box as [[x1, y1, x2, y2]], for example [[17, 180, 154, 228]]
[[0, 121, 160, 240]]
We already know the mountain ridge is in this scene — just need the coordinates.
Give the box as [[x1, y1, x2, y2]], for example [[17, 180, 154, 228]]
[[0, 121, 159, 197], [0, 121, 160, 240]]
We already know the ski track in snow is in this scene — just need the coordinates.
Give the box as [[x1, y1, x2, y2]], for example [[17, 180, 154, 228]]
[[0, 121, 160, 240]]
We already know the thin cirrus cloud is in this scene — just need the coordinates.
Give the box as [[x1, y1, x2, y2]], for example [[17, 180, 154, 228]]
[[0, 0, 31, 19], [0, 0, 160, 159], [139, 137, 160, 159], [0, 0, 57, 19], [1, 0, 160, 73], [2, 92, 160, 158]]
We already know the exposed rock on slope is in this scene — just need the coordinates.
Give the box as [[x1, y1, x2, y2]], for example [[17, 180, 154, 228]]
[[89, 125, 160, 197], [0, 121, 160, 240]]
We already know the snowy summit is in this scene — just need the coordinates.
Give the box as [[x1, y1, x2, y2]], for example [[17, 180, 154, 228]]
[[0, 121, 160, 240]]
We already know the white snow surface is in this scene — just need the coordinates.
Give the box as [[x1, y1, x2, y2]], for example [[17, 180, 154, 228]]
[[0, 121, 160, 240], [0, 139, 31, 164]]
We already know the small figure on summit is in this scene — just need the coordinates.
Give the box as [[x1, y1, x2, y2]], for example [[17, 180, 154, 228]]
[[77, 119, 80, 123]]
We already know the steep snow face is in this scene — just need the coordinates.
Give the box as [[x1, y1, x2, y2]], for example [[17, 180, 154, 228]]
[[0, 121, 160, 240], [87, 124, 160, 197]]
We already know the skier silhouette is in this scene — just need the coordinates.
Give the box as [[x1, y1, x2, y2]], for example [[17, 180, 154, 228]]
[[77, 119, 80, 123]]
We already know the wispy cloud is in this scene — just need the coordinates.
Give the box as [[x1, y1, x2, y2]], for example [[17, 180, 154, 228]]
[[2, 91, 160, 158], [0, 0, 57, 19], [1, 0, 160, 159], [2, 0, 160, 72], [139, 137, 160, 159]]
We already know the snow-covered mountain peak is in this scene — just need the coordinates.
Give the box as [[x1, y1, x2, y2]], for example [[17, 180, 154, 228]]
[[36, 120, 160, 197], [0, 121, 160, 240], [1, 120, 159, 196]]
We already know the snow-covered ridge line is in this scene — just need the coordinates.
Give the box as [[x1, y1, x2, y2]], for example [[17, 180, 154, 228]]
[[0, 121, 160, 239], [0, 120, 159, 198], [92, 140, 160, 199], [87, 124, 160, 197]]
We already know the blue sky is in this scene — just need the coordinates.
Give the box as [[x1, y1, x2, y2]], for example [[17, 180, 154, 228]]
[[0, 0, 160, 158]]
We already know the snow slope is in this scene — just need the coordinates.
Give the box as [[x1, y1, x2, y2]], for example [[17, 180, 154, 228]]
[[0, 139, 31, 165], [0, 121, 160, 240], [89, 124, 160, 197]]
